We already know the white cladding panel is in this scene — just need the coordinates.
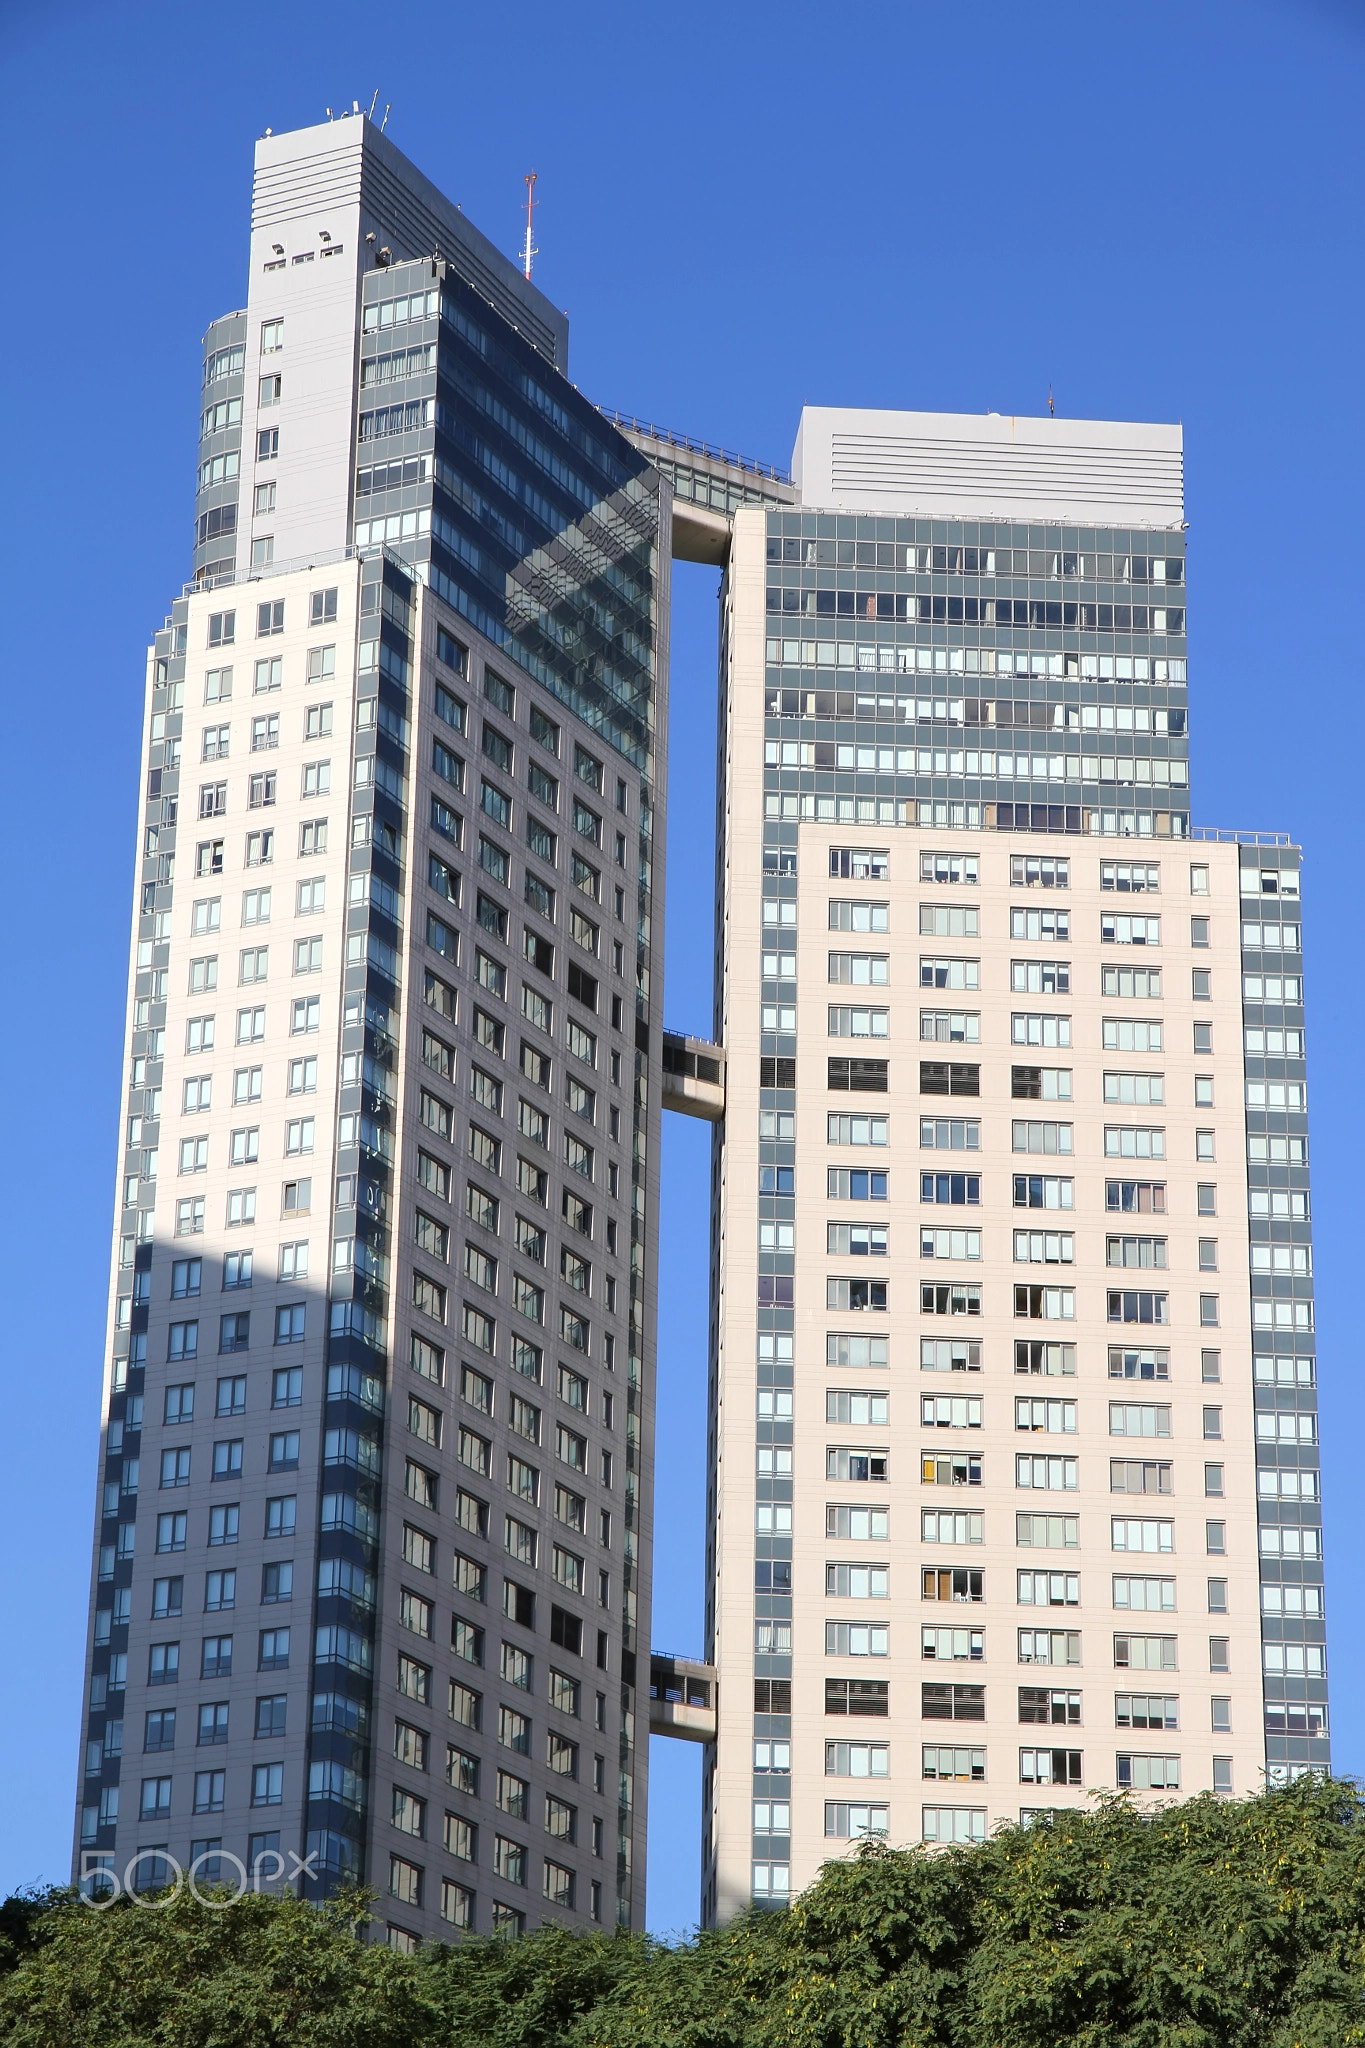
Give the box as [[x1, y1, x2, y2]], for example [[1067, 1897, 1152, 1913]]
[[792, 408, 1184, 526]]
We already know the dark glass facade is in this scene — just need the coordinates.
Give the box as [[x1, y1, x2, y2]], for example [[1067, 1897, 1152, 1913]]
[[354, 260, 663, 774], [760, 511, 1189, 841]]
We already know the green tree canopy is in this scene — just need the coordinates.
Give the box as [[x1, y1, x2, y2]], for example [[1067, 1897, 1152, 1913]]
[[4, 1780, 1364, 2047]]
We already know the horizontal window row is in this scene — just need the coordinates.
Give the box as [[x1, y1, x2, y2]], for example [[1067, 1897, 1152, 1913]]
[[822, 852, 1219, 896], [751, 1515, 1309, 1562], [817, 1450, 1225, 1496], [811, 1278, 1226, 1326], [811, 1632, 1282, 1676], [766, 958, 1299, 1008], [147, 1304, 307, 1364], [196, 764, 332, 816], [186, 821, 331, 873], [768, 539, 1183, 580], [191, 702, 335, 757], [166, 1182, 313, 1236], [766, 585, 1187, 633], [172, 950, 336, 997], [769, 1565, 1236, 1619], [805, 1694, 1230, 1763], [911, 1510, 1272, 1550], [385, 1856, 592, 1930], [763, 1225, 1231, 1274], [812, 1337, 1221, 1384], [764, 636, 1188, 681], [759, 1175, 1260, 1227]]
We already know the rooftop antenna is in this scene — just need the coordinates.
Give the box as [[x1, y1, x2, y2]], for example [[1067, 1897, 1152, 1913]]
[[368, 88, 379, 120], [380, 104, 391, 132], [521, 170, 538, 281]]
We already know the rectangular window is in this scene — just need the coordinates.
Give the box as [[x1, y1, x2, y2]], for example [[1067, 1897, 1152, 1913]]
[[824, 1680, 889, 1717], [1011, 1122, 1072, 1155], [921, 904, 978, 937], [1015, 1514, 1078, 1548], [838, 848, 892, 879], [1101, 863, 1160, 893], [1014, 1285, 1075, 1320], [1102, 914, 1161, 946], [920, 1008, 978, 1042], [1018, 1629, 1081, 1666], [829, 1115, 890, 1145], [1102, 967, 1162, 998], [920, 1119, 978, 1151], [1010, 960, 1069, 995], [920, 1061, 979, 1097], [919, 957, 979, 990], [1116, 1753, 1181, 1790]]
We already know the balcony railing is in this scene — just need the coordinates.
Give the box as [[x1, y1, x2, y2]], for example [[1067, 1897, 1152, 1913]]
[[1190, 827, 1292, 846]]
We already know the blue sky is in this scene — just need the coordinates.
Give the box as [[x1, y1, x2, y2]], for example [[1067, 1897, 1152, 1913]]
[[1, 0, 1362, 1940]]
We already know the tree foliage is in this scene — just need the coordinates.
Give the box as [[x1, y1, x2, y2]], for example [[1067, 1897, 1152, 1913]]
[[5, 1780, 1365, 2047]]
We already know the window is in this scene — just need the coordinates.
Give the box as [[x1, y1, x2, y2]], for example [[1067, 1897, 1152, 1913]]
[[171, 1257, 203, 1299], [920, 1060, 979, 1097], [1009, 855, 1067, 888], [1010, 959, 1070, 996], [1019, 1747, 1083, 1786], [1011, 907, 1068, 941], [251, 1762, 284, 1807], [1016, 1513, 1077, 1549], [1012, 1122, 1073, 1157], [1102, 967, 1161, 998], [219, 1311, 250, 1355], [1116, 1753, 1180, 1790], [1101, 862, 1160, 893], [922, 904, 979, 938], [258, 1626, 290, 1671], [549, 1668, 581, 1716], [274, 1303, 305, 1346]]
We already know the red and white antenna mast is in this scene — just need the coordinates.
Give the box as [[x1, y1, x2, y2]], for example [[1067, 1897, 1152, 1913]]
[[521, 170, 538, 281]]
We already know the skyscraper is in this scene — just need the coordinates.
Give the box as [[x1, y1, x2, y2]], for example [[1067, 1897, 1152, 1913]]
[[77, 111, 1329, 1944], [686, 409, 1325, 1925], [75, 116, 669, 1942]]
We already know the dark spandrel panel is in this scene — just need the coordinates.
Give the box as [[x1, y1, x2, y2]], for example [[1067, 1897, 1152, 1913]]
[[426, 274, 661, 771]]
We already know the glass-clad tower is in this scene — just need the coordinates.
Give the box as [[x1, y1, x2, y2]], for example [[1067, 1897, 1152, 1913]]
[[75, 116, 668, 1943], [693, 408, 1325, 1925]]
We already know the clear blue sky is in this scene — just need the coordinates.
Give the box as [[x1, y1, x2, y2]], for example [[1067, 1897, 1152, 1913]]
[[1, 0, 1361, 1940]]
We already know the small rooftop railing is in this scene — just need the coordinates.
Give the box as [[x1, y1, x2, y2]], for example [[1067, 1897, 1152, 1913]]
[[183, 543, 359, 599], [1190, 827, 1292, 847]]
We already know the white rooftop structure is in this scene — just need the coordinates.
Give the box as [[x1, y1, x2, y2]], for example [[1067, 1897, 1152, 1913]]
[[792, 406, 1184, 526]]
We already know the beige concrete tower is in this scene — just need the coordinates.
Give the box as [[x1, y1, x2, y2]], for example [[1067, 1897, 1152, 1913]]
[[685, 410, 1324, 1925]]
